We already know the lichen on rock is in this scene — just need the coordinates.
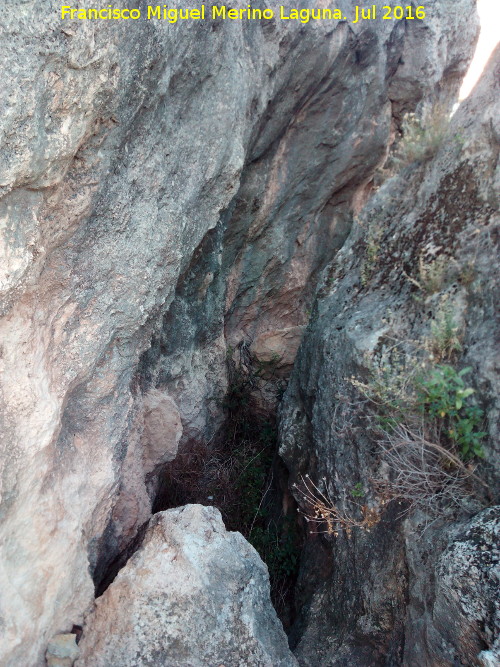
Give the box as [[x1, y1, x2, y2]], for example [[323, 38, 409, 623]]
[[0, 1, 494, 665], [76, 505, 297, 667]]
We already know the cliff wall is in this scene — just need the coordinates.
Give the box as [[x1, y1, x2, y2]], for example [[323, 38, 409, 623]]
[[0, 2, 481, 664]]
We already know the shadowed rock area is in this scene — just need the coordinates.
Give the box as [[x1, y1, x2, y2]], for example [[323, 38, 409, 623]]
[[1, 1, 497, 666], [279, 45, 499, 665]]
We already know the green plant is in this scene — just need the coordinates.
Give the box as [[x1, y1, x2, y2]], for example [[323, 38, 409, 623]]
[[351, 482, 365, 498], [416, 365, 486, 459], [428, 307, 463, 362], [350, 335, 488, 515], [250, 518, 299, 579]]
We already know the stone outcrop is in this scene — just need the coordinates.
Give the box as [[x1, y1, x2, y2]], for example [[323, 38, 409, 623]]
[[76, 504, 297, 667], [46, 633, 80, 667], [279, 45, 499, 665], [0, 0, 481, 664]]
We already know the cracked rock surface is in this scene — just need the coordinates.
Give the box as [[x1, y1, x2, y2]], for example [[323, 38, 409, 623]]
[[0, 0, 480, 664], [76, 504, 297, 667], [279, 46, 499, 666]]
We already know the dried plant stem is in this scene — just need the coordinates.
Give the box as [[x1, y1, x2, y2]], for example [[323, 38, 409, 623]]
[[293, 475, 379, 537], [376, 424, 485, 514]]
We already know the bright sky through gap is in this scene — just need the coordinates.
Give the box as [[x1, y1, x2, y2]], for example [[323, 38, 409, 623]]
[[460, 0, 500, 100]]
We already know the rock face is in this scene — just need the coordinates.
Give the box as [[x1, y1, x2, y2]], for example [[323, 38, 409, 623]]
[[0, 0, 480, 664], [279, 46, 500, 665], [76, 504, 297, 667], [46, 633, 80, 667]]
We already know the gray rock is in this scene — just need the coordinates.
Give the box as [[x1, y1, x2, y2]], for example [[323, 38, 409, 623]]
[[46, 633, 80, 667], [279, 46, 499, 665], [404, 508, 500, 666], [76, 505, 297, 667], [0, 0, 479, 664]]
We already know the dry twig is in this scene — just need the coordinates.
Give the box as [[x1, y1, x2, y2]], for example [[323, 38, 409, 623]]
[[293, 474, 379, 537]]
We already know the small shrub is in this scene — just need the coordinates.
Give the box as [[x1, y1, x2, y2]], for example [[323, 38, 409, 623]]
[[403, 254, 449, 296], [415, 365, 486, 460], [394, 107, 449, 166], [427, 307, 463, 362], [293, 475, 379, 538], [351, 482, 365, 498], [361, 220, 383, 286], [375, 424, 479, 514], [351, 347, 420, 424], [458, 261, 476, 286], [350, 341, 488, 514]]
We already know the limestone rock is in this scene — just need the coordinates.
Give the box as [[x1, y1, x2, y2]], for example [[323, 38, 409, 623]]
[[141, 389, 182, 473], [250, 327, 306, 370], [279, 47, 500, 665], [108, 389, 183, 552], [404, 508, 500, 666], [46, 633, 80, 667], [76, 505, 297, 667], [0, 1, 479, 664]]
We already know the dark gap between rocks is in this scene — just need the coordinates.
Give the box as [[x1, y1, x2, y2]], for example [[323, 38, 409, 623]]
[[92, 347, 303, 631], [153, 350, 303, 631], [94, 521, 149, 598]]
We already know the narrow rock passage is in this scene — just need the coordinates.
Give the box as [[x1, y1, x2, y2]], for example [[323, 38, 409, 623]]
[[0, 2, 491, 666]]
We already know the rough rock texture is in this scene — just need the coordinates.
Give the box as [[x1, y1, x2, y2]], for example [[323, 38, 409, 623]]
[[0, 1, 478, 664], [279, 46, 499, 665], [76, 504, 297, 667], [403, 507, 500, 666], [46, 633, 80, 667]]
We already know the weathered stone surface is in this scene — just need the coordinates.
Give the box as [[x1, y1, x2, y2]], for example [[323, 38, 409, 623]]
[[404, 508, 500, 666], [109, 389, 183, 551], [0, 1, 479, 664], [279, 46, 499, 665], [46, 633, 80, 667], [76, 504, 297, 667], [250, 326, 306, 370]]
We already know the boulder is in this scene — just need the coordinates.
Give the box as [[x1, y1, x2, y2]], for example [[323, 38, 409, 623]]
[[76, 505, 297, 667]]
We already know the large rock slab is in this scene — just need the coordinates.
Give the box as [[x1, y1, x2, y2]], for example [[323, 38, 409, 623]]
[[279, 46, 499, 665], [76, 504, 297, 667]]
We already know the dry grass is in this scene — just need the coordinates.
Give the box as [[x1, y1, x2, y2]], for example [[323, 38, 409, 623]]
[[374, 424, 482, 515], [293, 474, 380, 538], [394, 107, 449, 166]]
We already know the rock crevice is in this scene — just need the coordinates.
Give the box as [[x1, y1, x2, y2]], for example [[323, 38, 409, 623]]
[[0, 2, 488, 665]]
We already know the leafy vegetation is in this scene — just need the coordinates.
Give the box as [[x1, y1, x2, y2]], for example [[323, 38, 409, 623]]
[[351, 482, 365, 498], [415, 365, 486, 460], [350, 339, 487, 515]]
